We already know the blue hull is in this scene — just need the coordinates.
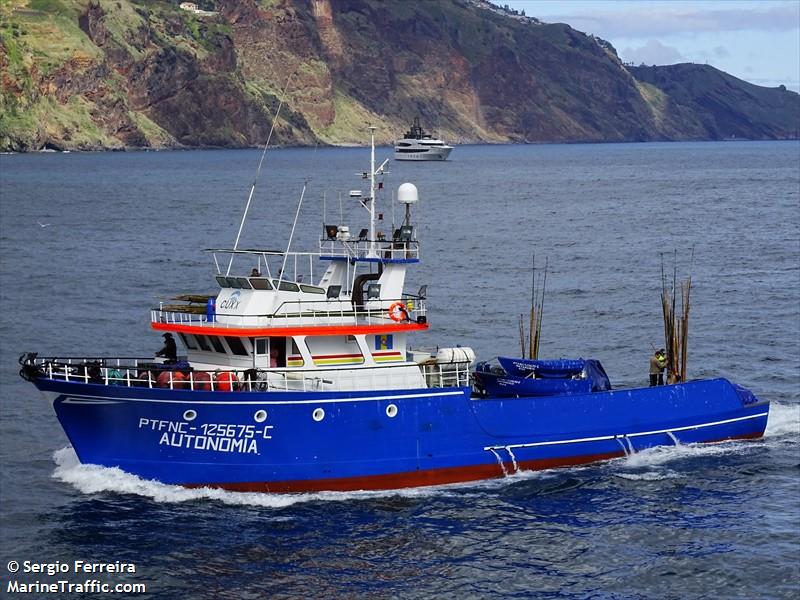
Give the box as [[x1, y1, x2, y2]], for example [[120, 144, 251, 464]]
[[34, 377, 769, 492]]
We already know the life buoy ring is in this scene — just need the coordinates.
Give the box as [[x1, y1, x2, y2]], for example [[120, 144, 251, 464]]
[[388, 302, 409, 322]]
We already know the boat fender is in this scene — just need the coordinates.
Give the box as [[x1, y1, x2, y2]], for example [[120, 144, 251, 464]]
[[388, 302, 409, 322], [136, 370, 153, 387], [108, 368, 123, 386], [435, 347, 476, 365], [215, 371, 238, 392], [192, 371, 212, 391], [157, 370, 186, 389]]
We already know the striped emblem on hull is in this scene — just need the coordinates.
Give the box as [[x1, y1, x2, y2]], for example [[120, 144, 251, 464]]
[[311, 353, 365, 366]]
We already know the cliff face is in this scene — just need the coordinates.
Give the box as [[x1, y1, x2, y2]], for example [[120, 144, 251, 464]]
[[1, 0, 797, 151]]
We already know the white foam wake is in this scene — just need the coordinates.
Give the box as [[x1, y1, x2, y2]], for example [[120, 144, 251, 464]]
[[52, 447, 453, 507], [765, 401, 800, 438], [612, 401, 798, 476]]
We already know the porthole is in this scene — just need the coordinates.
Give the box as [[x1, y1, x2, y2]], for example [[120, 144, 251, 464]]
[[183, 409, 197, 421], [386, 404, 398, 418], [254, 409, 268, 423], [312, 408, 325, 422]]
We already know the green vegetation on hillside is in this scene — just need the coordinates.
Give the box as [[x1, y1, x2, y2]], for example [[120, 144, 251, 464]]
[[0, 0, 797, 151]]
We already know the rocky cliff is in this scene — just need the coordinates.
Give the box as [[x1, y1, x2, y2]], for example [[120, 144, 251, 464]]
[[1, 0, 798, 151]]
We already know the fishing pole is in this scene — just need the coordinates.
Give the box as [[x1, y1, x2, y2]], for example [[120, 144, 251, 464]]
[[227, 70, 296, 276]]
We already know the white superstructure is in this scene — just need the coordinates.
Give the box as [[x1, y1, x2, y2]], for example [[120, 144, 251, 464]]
[[394, 117, 453, 161]]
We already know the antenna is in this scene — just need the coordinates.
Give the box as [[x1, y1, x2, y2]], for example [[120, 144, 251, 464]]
[[227, 71, 295, 275], [367, 125, 377, 258]]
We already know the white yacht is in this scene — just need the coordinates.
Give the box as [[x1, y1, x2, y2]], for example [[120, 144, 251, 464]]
[[394, 117, 453, 161]]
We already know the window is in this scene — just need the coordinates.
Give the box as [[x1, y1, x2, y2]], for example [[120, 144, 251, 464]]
[[235, 277, 252, 289], [255, 338, 268, 355], [209, 336, 226, 353], [275, 280, 300, 292], [300, 284, 325, 294], [225, 336, 249, 356], [179, 333, 198, 350], [225, 277, 240, 288], [250, 278, 273, 290], [195, 335, 211, 352], [216, 276, 228, 287]]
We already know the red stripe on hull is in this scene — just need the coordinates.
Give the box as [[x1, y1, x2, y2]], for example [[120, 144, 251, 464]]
[[187, 451, 625, 494], [184, 430, 766, 494]]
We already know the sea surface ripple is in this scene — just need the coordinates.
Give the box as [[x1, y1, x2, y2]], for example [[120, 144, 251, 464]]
[[1, 141, 798, 599]]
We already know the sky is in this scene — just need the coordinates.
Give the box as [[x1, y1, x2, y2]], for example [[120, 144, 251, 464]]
[[499, 1, 800, 91]]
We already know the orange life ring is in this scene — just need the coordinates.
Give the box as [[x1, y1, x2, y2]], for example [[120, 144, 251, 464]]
[[388, 302, 409, 322]]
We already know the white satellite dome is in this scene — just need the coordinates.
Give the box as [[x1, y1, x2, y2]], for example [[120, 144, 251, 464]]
[[397, 182, 419, 204]]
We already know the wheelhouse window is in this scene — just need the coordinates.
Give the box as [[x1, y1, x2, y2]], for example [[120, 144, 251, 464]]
[[250, 278, 273, 290], [275, 280, 300, 292], [225, 336, 249, 356], [179, 333, 198, 350], [195, 335, 211, 352], [209, 336, 227, 354], [300, 284, 325, 294]]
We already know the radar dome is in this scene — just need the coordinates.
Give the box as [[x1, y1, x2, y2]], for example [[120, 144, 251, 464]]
[[397, 183, 419, 204]]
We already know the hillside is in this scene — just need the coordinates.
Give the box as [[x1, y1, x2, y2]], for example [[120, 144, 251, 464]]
[[1, 0, 798, 151]]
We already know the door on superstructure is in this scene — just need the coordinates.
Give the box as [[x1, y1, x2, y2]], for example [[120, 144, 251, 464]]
[[252, 337, 287, 369], [252, 337, 270, 369]]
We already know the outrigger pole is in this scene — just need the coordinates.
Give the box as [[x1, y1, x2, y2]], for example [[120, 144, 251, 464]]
[[368, 126, 377, 258], [365, 125, 389, 259], [227, 71, 295, 275]]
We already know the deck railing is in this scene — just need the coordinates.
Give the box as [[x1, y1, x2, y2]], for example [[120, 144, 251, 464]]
[[206, 240, 420, 286], [151, 297, 427, 330], [26, 357, 470, 393]]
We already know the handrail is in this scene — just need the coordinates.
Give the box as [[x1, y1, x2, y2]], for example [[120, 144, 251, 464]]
[[151, 296, 427, 329], [26, 357, 471, 392]]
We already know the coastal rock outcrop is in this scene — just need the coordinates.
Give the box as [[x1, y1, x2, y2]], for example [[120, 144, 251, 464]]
[[0, 0, 797, 151]]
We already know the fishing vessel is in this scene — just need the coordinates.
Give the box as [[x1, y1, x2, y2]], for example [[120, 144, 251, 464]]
[[394, 117, 453, 161], [19, 131, 769, 493]]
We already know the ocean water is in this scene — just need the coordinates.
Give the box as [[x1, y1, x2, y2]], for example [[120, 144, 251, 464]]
[[1, 141, 798, 599]]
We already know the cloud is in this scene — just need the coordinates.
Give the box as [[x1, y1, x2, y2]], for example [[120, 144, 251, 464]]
[[621, 40, 686, 66], [713, 46, 730, 58], [541, 3, 800, 37]]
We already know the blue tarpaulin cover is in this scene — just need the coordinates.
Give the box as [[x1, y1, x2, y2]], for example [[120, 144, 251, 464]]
[[474, 357, 612, 397]]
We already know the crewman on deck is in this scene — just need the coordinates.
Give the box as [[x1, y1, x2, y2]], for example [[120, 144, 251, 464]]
[[156, 332, 178, 364], [649, 348, 667, 386]]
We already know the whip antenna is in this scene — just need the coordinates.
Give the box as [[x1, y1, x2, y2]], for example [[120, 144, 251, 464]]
[[227, 71, 296, 275]]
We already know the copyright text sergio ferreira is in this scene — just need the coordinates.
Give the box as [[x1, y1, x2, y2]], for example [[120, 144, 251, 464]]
[[5, 560, 146, 595]]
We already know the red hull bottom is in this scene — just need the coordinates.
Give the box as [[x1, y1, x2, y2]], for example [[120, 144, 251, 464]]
[[185, 431, 764, 494]]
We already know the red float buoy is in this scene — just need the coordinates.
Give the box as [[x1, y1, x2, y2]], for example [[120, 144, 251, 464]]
[[215, 371, 238, 392], [192, 371, 211, 391]]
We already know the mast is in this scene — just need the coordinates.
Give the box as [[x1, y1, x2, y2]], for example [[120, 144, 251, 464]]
[[368, 125, 377, 258]]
